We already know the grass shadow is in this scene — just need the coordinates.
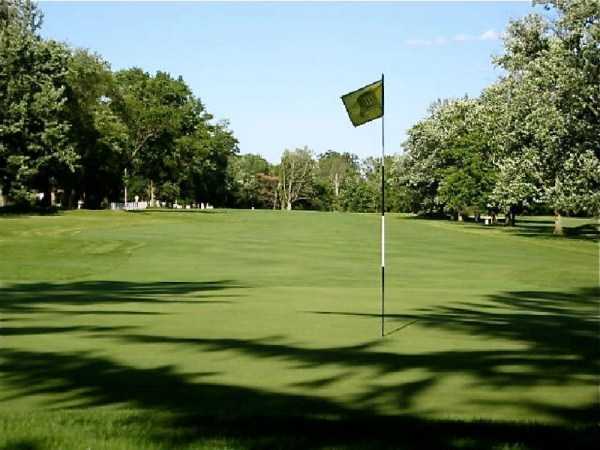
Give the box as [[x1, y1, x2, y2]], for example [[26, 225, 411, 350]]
[[400, 214, 599, 242], [0, 205, 61, 217], [0, 280, 241, 315], [0, 348, 597, 449], [512, 219, 599, 242], [1, 284, 598, 448]]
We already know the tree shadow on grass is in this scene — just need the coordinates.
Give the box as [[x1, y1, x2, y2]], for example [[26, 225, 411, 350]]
[[0, 348, 596, 450], [303, 286, 599, 422], [0, 280, 241, 315], [0, 285, 598, 448], [0, 325, 135, 336], [0, 205, 60, 217], [402, 215, 599, 242], [0, 440, 42, 450], [305, 287, 599, 389], [511, 220, 599, 242]]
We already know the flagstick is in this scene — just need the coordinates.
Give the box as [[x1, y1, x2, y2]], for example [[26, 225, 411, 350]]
[[380, 73, 385, 338]]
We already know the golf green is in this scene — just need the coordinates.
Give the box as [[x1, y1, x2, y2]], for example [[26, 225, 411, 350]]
[[0, 210, 597, 449]]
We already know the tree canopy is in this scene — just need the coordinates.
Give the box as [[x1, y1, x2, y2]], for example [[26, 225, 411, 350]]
[[1, 0, 597, 225]]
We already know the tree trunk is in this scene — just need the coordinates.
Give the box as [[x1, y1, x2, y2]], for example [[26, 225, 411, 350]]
[[505, 206, 516, 226], [41, 177, 52, 207], [66, 189, 74, 209], [124, 168, 128, 204], [150, 180, 155, 207], [553, 210, 564, 235], [286, 200, 292, 211], [334, 173, 339, 197]]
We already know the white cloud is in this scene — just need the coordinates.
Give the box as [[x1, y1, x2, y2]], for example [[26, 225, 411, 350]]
[[479, 29, 502, 41], [405, 29, 504, 47]]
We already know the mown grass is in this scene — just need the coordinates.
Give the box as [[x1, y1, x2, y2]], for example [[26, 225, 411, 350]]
[[0, 210, 598, 449]]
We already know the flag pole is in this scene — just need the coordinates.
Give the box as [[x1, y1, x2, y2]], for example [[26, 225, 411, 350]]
[[380, 73, 385, 338]]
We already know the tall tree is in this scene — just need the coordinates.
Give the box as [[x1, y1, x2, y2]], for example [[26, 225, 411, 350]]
[[316, 151, 359, 210], [0, 0, 77, 206], [484, 0, 600, 232], [436, 132, 496, 220], [63, 49, 124, 208], [228, 153, 271, 208], [111, 69, 204, 203], [278, 147, 315, 211], [178, 120, 238, 206]]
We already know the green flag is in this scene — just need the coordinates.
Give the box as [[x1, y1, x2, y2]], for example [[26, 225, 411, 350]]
[[341, 79, 384, 127]]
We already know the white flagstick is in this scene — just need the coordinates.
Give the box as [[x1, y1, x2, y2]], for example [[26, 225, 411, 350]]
[[380, 73, 385, 337]]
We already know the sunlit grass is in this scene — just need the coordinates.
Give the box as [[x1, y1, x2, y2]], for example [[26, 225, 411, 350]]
[[0, 210, 597, 449]]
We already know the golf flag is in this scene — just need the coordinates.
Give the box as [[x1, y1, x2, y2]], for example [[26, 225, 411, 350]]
[[341, 79, 384, 127], [341, 74, 387, 337]]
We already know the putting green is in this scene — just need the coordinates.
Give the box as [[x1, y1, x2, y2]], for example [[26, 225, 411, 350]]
[[0, 210, 597, 448]]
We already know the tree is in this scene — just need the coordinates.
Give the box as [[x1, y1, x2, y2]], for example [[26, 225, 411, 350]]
[[110, 69, 202, 203], [0, 0, 77, 206], [316, 151, 359, 210], [401, 97, 489, 217], [63, 49, 124, 208], [483, 0, 600, 232], [278, 147, 315, 210], [338, 175, 372, 212], [436, 133, 496, 221], [110, 69, 238, 207], [178, 120, 238, 206], [387, 155, 421, 213], [228, 153, 271, 208]]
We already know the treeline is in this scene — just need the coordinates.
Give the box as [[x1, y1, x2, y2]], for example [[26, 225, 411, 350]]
[[1, 0, 238, 209], [233, 0, 600, 232], [400, 0, 599, 233], [2, 0, 598, 232], [0, 0, 411, 213], [227, 149, 412, 212]]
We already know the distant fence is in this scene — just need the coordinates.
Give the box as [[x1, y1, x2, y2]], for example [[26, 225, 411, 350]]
[[109, 201, 215, 211], [110, 201, 148, 211]]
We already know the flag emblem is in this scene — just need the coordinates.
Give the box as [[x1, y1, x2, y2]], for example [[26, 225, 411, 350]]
[[341, 79, 383, 127]]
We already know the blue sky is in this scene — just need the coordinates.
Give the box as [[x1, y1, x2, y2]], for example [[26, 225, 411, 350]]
[[39, 1, 537, 162]]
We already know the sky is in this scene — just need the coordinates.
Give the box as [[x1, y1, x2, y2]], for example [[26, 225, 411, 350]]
[[39, 1, 538, 162]]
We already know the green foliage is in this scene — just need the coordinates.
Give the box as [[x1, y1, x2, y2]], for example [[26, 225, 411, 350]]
[[436, 133, 495, 216], [1, 0, 597, 218], [486, 0, 599, 219], [63, 49, 123, 208], [315, 150, 360, 211], [0, 1, 238, 209], [402, 98, 494, 216], [278, 146, 316, 210], [402, 0, 599, 225], [338, 174, 375, 212], [0, 1, 77, 205], [228, 153, 272, 208], [108, 69, 239, 205]]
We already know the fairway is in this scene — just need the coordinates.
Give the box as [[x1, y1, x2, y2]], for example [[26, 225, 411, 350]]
[[0, 210, 598, 449]]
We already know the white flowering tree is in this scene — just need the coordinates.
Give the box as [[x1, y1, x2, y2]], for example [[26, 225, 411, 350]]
[[483, 0, 599, 233]]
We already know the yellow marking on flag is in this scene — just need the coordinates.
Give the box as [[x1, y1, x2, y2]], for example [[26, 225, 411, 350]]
[[341, 79, 383, 127]]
